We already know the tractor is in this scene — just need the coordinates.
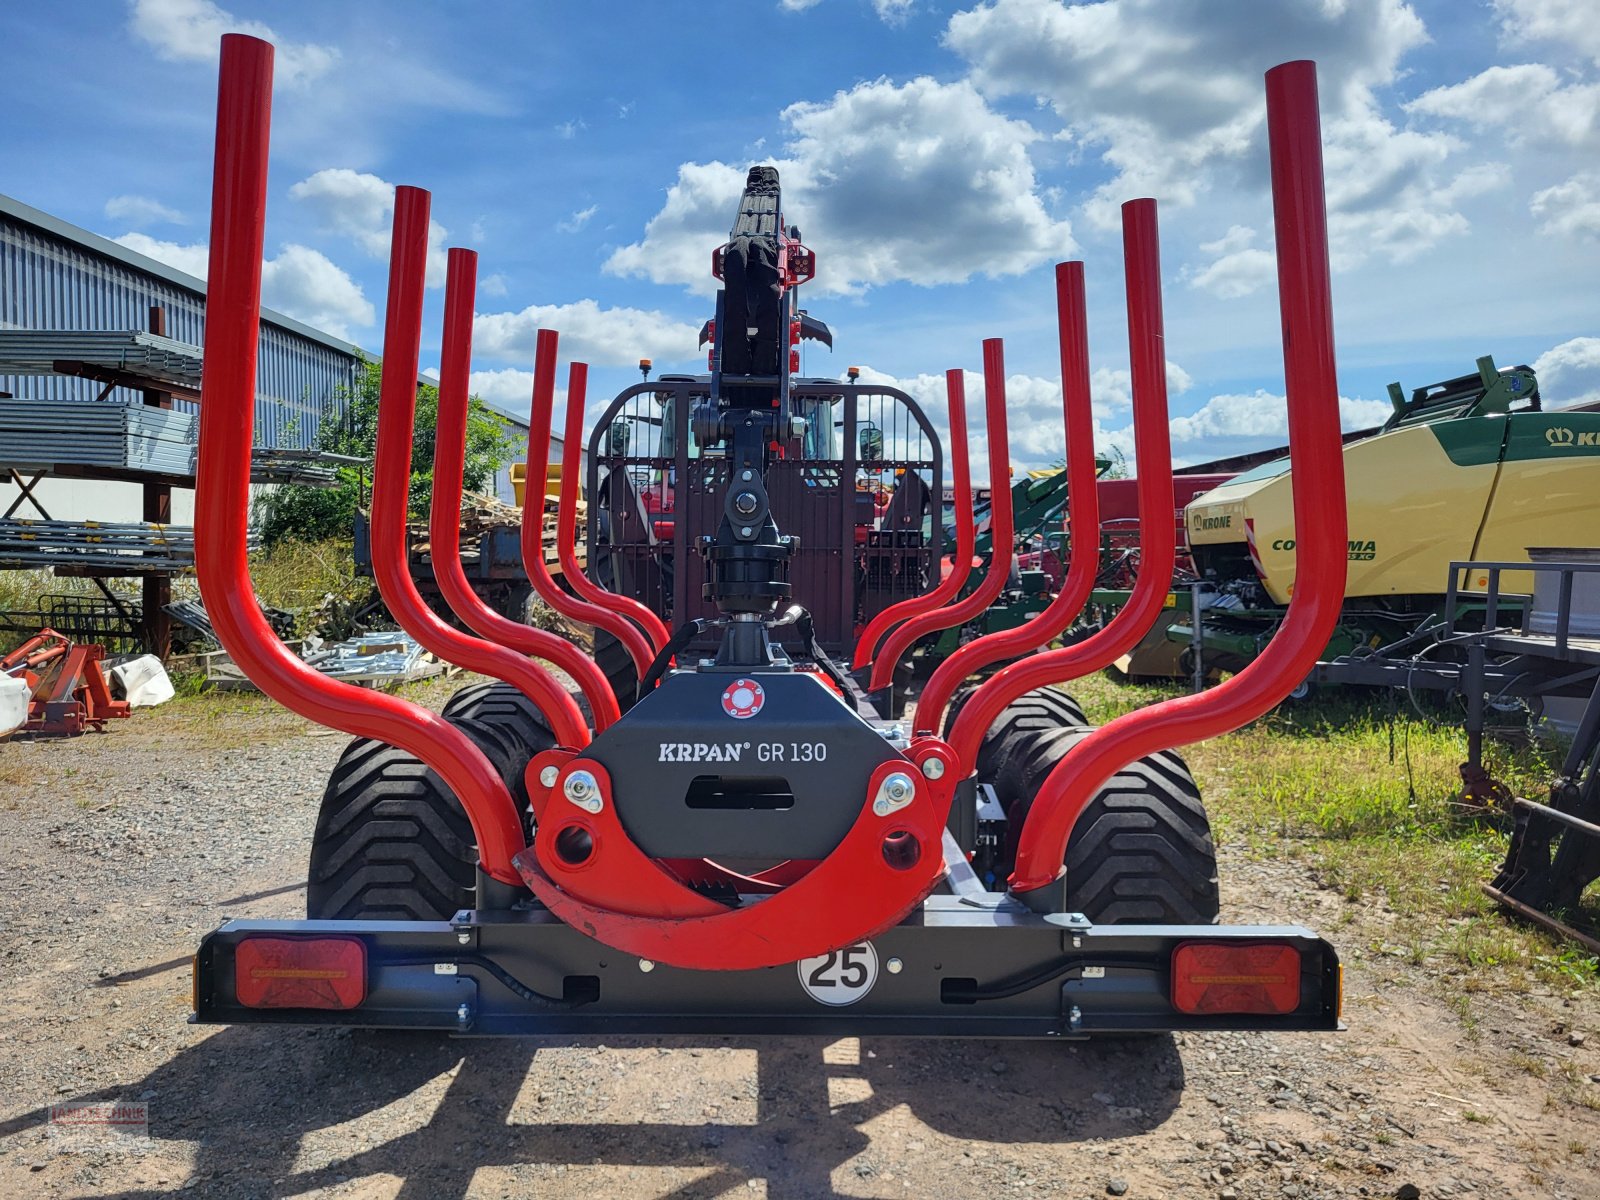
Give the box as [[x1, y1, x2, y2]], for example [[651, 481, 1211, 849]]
[[190, 35, 1347, 1038]]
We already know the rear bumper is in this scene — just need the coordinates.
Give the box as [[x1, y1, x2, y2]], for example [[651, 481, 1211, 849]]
[[193, 898, 1341, 1038]]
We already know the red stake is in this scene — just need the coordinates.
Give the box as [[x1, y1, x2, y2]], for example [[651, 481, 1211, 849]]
[[850, 371, 974, 671], [428, 248, 620, 730], [914, 261, 1103, 733], [941, 199, 1177, 770], [368, 189, 590, 749], [557, 362, 672, 650], [520, 328, 662, 684], [867, 340, 1014, 694], [193, 35, 526, 885], [1009, 60, 1347, 899]]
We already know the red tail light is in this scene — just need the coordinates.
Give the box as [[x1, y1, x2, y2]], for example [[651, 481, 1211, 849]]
[[235, 936, 367, 1010], [1171, 942, 1301, 1015]]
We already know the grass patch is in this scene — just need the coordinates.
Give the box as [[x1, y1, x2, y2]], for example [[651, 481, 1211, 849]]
[[1062, 672, 1594, 992]]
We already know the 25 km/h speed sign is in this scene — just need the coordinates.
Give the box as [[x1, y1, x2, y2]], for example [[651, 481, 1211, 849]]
[[796, 942, 879, 1005]]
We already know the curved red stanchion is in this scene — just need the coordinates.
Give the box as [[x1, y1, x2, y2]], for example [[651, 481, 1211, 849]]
[[370, 190, 589, 750], [941, 199, 1177, 767], [558, 362, 672, 650], [915, 261, 1102, 732], [193, 35, 526, 885], [867, 343, 1013, 693], [520, 329, 660, 683], [1010, 60, 1346, 898], [850, 373, 974, 671], [427, 249, 620, 731]]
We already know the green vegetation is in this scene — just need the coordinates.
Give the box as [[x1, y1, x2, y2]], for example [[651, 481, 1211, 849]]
[[253, 358, 518, 549], [1068, 673, 1593, 991]]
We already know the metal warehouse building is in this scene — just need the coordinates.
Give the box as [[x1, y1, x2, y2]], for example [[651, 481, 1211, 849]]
[[0, 191, 528, 520]]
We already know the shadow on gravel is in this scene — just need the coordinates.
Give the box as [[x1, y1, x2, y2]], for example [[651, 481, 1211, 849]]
[[13, 1026, 1183, 1199]]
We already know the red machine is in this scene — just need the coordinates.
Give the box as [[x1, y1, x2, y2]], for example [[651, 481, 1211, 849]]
[[1, 628, 130, 737], [188, 35, 1348, 1039]]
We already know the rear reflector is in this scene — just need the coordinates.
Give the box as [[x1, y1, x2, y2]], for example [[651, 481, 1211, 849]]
[[1171, 942, 1301, 1016], [235, 936, 367, 1010]]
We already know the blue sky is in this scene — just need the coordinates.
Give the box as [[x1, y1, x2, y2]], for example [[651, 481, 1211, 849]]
[[3, 0, 1598, 470]]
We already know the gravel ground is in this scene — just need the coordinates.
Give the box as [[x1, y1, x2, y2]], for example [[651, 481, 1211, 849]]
[[2, 685, 1599, 1199]]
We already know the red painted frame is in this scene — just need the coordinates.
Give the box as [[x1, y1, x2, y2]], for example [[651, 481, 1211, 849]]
[[850, 370, 974, 671], [1009, 61, 1347, 897], [428, 248, 620, 730], [941, 199, 1177, 769], [519, 329, 663, 684], [915, 261, 1103, 732], [194, 35, 527, 885], [866, 340, 1014, 693], [369, 191, 589, 750]]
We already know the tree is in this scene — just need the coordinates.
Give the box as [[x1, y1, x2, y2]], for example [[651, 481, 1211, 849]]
[[253, 358, 518, 548]]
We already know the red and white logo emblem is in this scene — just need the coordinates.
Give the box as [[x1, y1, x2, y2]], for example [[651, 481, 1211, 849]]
[[721, 678, 765, 719]]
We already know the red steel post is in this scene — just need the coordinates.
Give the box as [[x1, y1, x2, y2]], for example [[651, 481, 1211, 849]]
[[557, 362, 672, 649], [428, 248, 620, 730], [368, 188, 589, 749], [1009, 60, 1346, 897], [520, 328, 660, 681], [941, 200, 1177, 768], [193, 34, 527, 884], [850, 372, 974, 671], [914, 261, 1103, 731], [867, 341, 1014, 693]]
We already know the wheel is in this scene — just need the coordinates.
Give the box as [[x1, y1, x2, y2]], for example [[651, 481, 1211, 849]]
[[305, 716, 529, 921], [442, 679, 563, 756], [593, 629, 641, 714], [1002, 723, 1219, 925], [945, 684, 1088, 785]]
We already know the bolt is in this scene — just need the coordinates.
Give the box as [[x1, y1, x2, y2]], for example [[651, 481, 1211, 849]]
[[564, 770, 602, 813], [456, 1002, 472, 1027], [538, 765, 559, 788], [884, 774, 914, 803], [741, 470, 753, 481], [733, 490, 759, 516], [638, 959, 656, 973], [886, 957, 903, 974], [1068, 1005, 1082, 1032], [740, 526, 753, 537], [920, 757, 945, 780], [456, 930, 471, 945], [873, 799, 889, 816]]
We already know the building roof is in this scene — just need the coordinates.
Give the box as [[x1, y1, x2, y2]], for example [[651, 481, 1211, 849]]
[[0, 190, 531, 433]]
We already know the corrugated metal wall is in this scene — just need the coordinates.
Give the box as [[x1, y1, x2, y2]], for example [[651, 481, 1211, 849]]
[[0, 214, 362, 449]]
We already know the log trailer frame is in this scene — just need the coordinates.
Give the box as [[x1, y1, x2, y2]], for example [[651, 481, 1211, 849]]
[[189, 35, 1348, 1038]]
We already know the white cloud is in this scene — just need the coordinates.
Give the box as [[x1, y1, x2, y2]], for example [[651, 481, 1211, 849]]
[[1187, 225, 1276, 299], [558, 205, 598, 234], [289, 169, 451, 287], [114, 232, 210, 279], [104, 194, 185, 227], [1494, 0, 1600, 67], [111, 233, 374, 340], [1529, 172, 1600, 239], [128, 0, 339, 87], [607, 76, 1074, 296], [944, 0, 1468, 267], [1407, 64, 1600, 148], [874, 0, 914, 23], [472, 300, 703, 369], [1533, 336, 1600, 406], [1169, 389, 1391, 446], [779, 0, 824, 9]]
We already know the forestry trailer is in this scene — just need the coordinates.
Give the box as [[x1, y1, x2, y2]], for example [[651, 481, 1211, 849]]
[[189, 35, 1347, 1038]]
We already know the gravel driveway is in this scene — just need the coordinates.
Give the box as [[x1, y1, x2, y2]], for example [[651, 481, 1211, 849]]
[[2, 685, 1598, 1199]]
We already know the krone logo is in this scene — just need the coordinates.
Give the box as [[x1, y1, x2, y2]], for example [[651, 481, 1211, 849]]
[[1547, 426, 1575, 447]]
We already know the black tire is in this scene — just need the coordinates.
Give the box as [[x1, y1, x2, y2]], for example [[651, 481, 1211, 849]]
[[947, 685, 1088, 787], [594, 629, 640, 714], [442, 680, 563, 757], [305, 716, 527, 921], [1002, 723, 1219, 925]]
